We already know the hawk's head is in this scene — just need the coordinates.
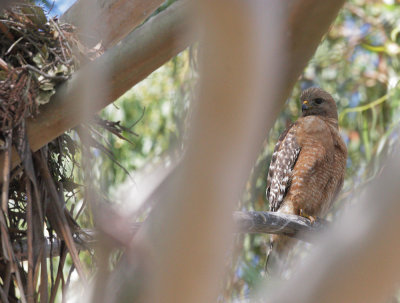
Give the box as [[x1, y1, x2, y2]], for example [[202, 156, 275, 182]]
[[300, 87, 338, 120]]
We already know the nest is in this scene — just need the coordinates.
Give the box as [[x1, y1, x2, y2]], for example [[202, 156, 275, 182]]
[[0, 4, 135, 301]]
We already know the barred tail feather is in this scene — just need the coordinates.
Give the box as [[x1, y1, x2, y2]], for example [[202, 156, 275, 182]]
[[265, 234, 294, 277]]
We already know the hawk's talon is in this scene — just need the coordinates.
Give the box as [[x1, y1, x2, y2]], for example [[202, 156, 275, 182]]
[[299, 209, 316, 225]]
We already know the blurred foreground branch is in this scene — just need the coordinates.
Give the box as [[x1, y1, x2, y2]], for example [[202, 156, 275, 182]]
[[261, 151, 400, 303], [9, 211, 324, 261], [0, 1, 15, 10], [61, 0, 165, 49], [0, 1, 190, 176]]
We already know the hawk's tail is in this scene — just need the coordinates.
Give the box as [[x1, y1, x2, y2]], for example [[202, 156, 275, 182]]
[[265, 234, 295, 276]]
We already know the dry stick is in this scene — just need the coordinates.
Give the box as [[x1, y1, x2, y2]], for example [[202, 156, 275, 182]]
[[49, 18, 73, 57], [0, 284, 8, 303], [0, 210, 27, 303], [49, 247, 67, 303], [26, 181, 34, 303], [1, 130, 11, 213], [0, 57, 9, 71], [39, 233, 49, 303], [0, 130, 27, 303], [33, 152, 87, 285], [5, 36, 23, 55], [3, 263, 11, 298]]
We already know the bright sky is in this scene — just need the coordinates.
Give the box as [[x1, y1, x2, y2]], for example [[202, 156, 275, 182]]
[[47, 0, 77, 16]]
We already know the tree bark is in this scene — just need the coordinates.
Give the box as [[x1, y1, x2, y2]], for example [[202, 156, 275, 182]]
[[0, 1, 191, 176], [0, 0, 15, 10], [61, 0, 165, 49]]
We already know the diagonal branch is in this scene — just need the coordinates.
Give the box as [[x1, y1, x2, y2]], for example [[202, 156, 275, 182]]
[[61, 0, 165, 49], [0, 1, 191, 177]]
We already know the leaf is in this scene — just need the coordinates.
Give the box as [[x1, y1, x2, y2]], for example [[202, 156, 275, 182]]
[[54, 64, 68, 75], [39, 81, 55, 91], [36, 90, 55, 105], [32, 53, 45, 68], [0, 71, 8, 81], [41, 45, 49, 60], [20, 5, 47, 28]]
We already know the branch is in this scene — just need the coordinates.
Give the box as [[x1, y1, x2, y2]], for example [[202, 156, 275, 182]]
[[0, 1, 18, 10], [8, 211, 325, 261], [233, 211, 326, 241], [0, 1, 191, 177], [28, 1, 189, 151], [61, 0, 165, 49], [260, 152, 400, 303]]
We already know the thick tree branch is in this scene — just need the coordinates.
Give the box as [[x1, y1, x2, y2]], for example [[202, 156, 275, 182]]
[[25, 1, 189, 154], [8, 211, 325, 261], [0, 0, 17, 10], [61, 0, 165, 49], [0, 1, 190, 176]]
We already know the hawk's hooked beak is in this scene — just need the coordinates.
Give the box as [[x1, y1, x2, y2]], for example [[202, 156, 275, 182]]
[[302, 100, 309, 111]]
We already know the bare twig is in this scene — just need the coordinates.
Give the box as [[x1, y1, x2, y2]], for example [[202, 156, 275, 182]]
[[6, 36, 23, 55], [23, 64, 69, 81], [0, 58, 9, 72]]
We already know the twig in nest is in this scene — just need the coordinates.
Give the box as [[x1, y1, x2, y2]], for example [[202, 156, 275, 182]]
[[49, 18, 73, 58], [6, 36, 23, 55], [23, 64, 69, 81], [0, 58, 9, 72]]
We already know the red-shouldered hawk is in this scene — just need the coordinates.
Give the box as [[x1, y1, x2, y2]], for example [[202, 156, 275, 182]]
[[266, 87, 347, 274]]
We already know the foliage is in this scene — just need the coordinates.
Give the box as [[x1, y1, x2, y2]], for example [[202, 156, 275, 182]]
[[96, 0, 400, 301], [4, 0, 399, 301], [0, 4, 135, 301], [99, 51, 193, 191], [0, 4, 88, 301]]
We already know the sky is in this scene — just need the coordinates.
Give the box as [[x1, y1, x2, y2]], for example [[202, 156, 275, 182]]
[[40, 0, 77, 16], [55, 0, 76, 14]]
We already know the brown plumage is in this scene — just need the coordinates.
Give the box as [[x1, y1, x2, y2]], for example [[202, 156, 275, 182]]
[[266, 87, 347, 274]]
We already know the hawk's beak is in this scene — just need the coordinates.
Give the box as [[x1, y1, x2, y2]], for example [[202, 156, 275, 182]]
[[302, 100, 309, 111]]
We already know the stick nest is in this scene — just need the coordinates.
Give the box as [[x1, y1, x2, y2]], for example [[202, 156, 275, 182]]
[[0, 4, 134, 301]]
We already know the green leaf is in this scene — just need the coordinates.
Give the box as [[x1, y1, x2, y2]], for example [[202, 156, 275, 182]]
[[20, 5, 47, 27], [32, 53, 45, 68], [37, 89, 55, 105], [39, 81, 55, 91]]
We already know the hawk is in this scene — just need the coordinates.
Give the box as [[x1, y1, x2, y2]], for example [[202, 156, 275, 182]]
[[266, 87, 347, 274]]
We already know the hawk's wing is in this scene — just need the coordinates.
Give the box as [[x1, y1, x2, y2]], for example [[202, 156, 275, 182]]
[[266, 123, 301, 212]]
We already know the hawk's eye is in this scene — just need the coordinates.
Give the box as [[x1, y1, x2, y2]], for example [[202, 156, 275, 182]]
[[314, 98, 324, 105]]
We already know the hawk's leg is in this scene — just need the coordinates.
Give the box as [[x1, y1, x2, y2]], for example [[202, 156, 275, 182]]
[[299, 209, 316, 225]]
